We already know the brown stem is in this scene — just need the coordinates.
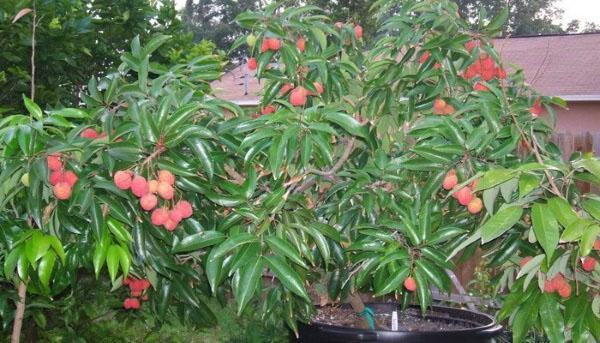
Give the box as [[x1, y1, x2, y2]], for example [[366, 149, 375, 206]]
[[347, 292, 370, 329], [295, 137, 356, 193], [11, 282, 27, 343]]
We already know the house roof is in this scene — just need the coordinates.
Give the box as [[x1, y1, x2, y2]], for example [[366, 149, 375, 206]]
[[211, 33, 600, 105], [494, 32, 600, 101]]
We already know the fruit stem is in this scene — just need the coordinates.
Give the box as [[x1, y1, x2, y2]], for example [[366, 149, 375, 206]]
[[11, 282, 27, 343]]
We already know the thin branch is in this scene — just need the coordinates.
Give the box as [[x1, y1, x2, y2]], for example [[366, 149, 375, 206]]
[[30, 5, 36, 100], [294, 137, 356, 193]]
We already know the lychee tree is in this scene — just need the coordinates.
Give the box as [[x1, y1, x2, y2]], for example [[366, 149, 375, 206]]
[[0, 1, 599, 342], [231, 0, 600, 341]]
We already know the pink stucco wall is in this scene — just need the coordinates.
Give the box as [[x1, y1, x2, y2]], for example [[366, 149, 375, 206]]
[[554, 102, 600, 134]]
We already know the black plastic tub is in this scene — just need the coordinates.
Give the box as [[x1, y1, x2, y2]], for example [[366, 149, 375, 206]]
[[296, 303, 503, 343]]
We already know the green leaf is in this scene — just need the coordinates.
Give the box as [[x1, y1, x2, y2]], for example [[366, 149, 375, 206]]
[[539, 294, 565, 343], [264, 255, 310, 301], [25, 232, 51, 265], [38, 251, 56, 289], [4, 246, 23, 280], [481, 206, 523, 243], [322, 112, 367, 138], [172, 231, 225, 253], [548, 197, 578, 228], [266, 236, 308, 269], [235, 257, 263, 315], [209, 233, 257, 261], [475, 168, 515, 191], [374, 265, 409, 296], [23, 95, 43, 120], [107, 218, 132, 243], [580, 224, 600, 256], [106, 245, 120, 282], [486, 7, 509, 32], [582, 199, 600, 221], [518, 173, 539, 198], [141, 35, 172, 57], [531, 203, 559, 260], [512, 293, 540, 343]]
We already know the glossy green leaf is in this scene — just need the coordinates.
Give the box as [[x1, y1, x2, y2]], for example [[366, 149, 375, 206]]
[[531, 203, 559, 260], [481, 206, 523, 243]]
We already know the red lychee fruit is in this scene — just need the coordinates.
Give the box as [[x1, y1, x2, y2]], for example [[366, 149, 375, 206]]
[[467, 198, 483, 214], [175, 200, 193, 218], [543, 280, 555, 293], [148, 179, 158, 194], [313, 82, 324, 95], [169, 209, 183, 223], [419, 51, 431, 64], [455, 186, 474, 206], [123, 298, 140, 310], [519, 256, 533, 268], [296, 36, 306, 52], [260, 39, 269, 53], [404, 277, 417, 291], [496, 68, 507, 79], [465, 40, 477, 52], [442, 172, 458, 190], [80, 128, 100, 139], [114, 170, 133, 190], [131, 175, 149, 197], [261, 105, 276, 115], [474, 83, 489, 92], [558, 283, 571, 298], [140, 194, 158, 211], [151, 207, 169, 226], [354, 25, 363, 39], [247, 57, 257, 70], [62, 170, 78, 187], [47, 154, 63, 171], [594, 238, 600, 250], [267, 38, 281, 51], [164, 219, 178, 231], [280, 83, 294, 95], [530, 99, 543, 117], [157, 181, 174, 200], [49, 170, 63, 186], [433, 98, 446, 114], [289, 87, 307, 107], [53, 182, 72, 200], [582, 257, 597, 272], [334, 22, 344, 29], [442, 104, 455, 115], [157, 170, 175, 186]]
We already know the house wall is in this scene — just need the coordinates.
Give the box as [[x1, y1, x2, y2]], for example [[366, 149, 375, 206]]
[[554, 101, 600, 133]]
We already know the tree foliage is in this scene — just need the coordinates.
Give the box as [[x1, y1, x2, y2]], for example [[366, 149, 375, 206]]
[[0, 1, 599, 342], [0, 0, 217, 112]]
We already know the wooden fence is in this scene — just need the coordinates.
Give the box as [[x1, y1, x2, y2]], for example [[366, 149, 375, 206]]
[[552, 132, 600, 193]]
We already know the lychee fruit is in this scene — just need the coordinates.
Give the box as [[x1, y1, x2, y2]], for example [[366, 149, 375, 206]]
[[594, 238, 600, 250], [260, 39, 269, 53], [21, 173, 29, 187], [140, 194, 158, 211], [164, 219, 178, 231], [123, 298, 140, 310], [543, 280, 555, 293], [114, 170, 133, 190], [313, 82, 324, 95], [442, 172, 458, 190], [247, 57, 257, 70], [131, 175, 149, 197], [558, 283, 571, 298], [49, 170, 64, 185], [582, 257, 597, 272], [419, 51, 431, 64], [62, 170, 78, 187], [404, 277, 417, 291], [80, 128, 99, 139], [496, 68, 507, 79], [474, 83, 489, 92], [455, 186, 474, 206], [280, 83, 294, 95], [53, 182, 72, 200], [465, 41, 477, 52], [267, 38, 281, 51], [289, 87, 307, 107], [334, 22, 344, 29], [354, 25, 363, 39], [296, 36, 306, 52], [157, 181, 174, 200], [157, 170, 175, 186], [519, 256, 533, 268], [175, 200, 193, 218], [246, 34, 256, 47], [530, 99, 543, 117], [467, 198, 483, 214], [148, 179, 158, 193], [151, 207, 169, 226], [261, 105, 276, 115], [47, 154, 63, 171], [433, 98, 446, 114]]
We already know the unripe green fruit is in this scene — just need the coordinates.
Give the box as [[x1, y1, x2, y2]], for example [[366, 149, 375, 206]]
[[21, 173, 29, 187], [246, 34, 257, 47]]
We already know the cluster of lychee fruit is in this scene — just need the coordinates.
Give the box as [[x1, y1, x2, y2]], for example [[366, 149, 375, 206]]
[[113, 169, 193, 231], [461, 41, 506, 92], [432, 98, 454, 115], [47, 153, 78, 200], [530, 99, 543, 117], [418, 51, 441, 69], [581, 256, 597, 272], [442, 170, 482, 214], [543, 273, 571, 298], [122, 277, 151, 310]]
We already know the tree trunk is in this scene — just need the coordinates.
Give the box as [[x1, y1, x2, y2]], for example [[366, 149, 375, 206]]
[[347, 292, 370, 329], [11, 282, 27, 343]]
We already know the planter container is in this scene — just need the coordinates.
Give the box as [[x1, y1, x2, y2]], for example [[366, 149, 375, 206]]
[[296, 303, 502, 343]]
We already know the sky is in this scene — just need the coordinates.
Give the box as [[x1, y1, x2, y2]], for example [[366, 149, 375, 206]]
[[557, 0, 600, 26], [175, 0, 600, 27]]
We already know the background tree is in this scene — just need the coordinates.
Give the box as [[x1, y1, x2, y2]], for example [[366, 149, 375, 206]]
[[305, 0, 378, 42], [182, 0, 260, 56], [0, 0, 217, 112], [455, 0, 564, 35]]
